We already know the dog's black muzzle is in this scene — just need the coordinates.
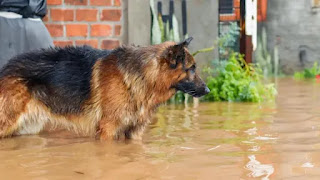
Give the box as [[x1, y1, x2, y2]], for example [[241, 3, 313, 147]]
[[174, 75, 210, 97]]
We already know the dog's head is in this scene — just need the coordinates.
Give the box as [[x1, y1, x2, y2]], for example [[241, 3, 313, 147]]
[[160, 37, 210, 98]]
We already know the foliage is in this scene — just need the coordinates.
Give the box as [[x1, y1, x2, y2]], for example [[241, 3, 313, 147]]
[[218, 22, 240, 61], [150, 0, 161, 45], [202, 53, 277, 102], [294, 62, 320, 79], [199, 23, 277, 103], [255, 27, 272, 77], [172, 14, 180, 42], [150, 0, 180, 45], [254, 26, 281, 77]]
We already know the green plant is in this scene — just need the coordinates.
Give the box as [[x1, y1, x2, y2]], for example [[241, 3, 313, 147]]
[[150, 0, 180, 45], [294, 62, 320, 79], [255, 27, 272, 77], [254, 26, 282, 77], [203, 53, 277, 102], [218, 22, 240, 61], [150, 0, 161, 45]]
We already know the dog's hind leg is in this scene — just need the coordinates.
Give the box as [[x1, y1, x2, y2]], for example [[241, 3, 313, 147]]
[[124, 123, 146, 140], [0, 77, 31, 138]]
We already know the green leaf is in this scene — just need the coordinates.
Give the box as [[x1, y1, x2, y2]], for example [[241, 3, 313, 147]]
[[172, 14, 180, 42], [150, 0, 161, 45], [202, 52, 277, 102]]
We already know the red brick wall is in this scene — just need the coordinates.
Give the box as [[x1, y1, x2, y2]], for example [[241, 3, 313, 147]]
[[44, 0, 122, 49]]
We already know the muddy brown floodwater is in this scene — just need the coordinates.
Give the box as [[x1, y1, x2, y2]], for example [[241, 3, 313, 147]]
[[1, 78, 320, 180]]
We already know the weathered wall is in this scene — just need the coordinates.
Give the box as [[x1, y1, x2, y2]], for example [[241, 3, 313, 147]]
[[265, 0, 320, 74], [187, 0, 219, 67], [127, 0, 150, 46]]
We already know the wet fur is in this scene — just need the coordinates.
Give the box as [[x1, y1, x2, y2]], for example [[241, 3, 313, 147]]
[[0, 40, 205, 140]]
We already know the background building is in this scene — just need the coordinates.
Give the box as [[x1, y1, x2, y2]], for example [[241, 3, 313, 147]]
[[44, 0, 320, 74], [44, 0, 219, 66]]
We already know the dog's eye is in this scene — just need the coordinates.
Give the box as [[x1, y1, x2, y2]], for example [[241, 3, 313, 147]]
[[186, 65, 196, 73]]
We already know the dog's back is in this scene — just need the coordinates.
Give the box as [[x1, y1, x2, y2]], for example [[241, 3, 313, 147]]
[[1, 46, 111, 114], [0, 46, 112, 137]]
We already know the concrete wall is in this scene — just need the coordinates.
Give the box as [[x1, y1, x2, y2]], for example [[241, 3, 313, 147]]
[[265, 0, 320, 74], [127, 0, 219, 67], [127, 0, 150, 45], [187, 0, 219, 67]]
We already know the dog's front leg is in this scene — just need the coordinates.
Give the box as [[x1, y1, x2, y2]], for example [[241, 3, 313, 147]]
[[96, 119, 120, 140]]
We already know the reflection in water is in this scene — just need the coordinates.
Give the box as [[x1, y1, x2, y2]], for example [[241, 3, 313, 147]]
[[245, 155, 274, 180], [1, 78, 320, 179], [302, 162, 314, 168]]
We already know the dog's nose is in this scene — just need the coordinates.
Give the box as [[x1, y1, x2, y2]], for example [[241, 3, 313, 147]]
[[204, 86, 210, 94]]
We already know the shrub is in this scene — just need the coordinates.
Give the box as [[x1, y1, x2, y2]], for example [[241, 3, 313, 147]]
[[202, 53, 277, 102], [294, 62, 320, 79]]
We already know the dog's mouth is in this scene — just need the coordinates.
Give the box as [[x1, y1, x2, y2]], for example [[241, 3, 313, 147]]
[[180, 87, 210, 97], [173, 83, 210, 98]]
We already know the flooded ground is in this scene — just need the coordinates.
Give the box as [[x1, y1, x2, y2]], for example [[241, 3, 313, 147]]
[[1, 78, 320, 179]]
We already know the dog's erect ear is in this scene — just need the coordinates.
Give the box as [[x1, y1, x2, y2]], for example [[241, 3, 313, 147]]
[[177, 37, 193, 47], [163, 37, 193, 68], [165, 45, 185, 69]]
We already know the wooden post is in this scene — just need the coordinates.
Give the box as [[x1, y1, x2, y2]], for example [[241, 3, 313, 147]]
[[239, 0, 253, 63]]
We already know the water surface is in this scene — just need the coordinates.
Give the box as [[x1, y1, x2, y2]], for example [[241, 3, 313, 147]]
[[1, 78, 320, 180]]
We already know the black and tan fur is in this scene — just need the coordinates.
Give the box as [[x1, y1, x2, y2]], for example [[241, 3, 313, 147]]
[[0, 37, 209, 140]]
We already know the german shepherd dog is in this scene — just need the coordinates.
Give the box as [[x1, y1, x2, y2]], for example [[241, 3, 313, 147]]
[[0, 37, 209, 140]]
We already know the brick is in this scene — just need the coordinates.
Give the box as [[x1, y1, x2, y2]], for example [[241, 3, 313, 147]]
[[114, 25, 121, 36], [47, 0, 62, 5], [51, 9, 74, 22], [114, 0, 121, 6], [234, 8, 240, 19], [45, 24, 63, 37], [91, 24, 112, 37], [66, 24, 88, 37], [101, 9, 122, 21], [65, 0, 87, 5], [101, 39, 119, 49], [75, 40, 98, 48], [54, 40, 73, 47], [219, 15, 237, 22], [76, 9, 97, 22], [90, 0, 111, 6], [42, 15, 49, 22]]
